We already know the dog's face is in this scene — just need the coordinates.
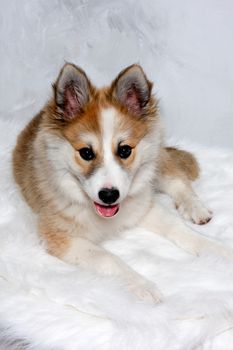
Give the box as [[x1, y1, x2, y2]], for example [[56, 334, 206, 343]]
[[45, 64, 161, 218]]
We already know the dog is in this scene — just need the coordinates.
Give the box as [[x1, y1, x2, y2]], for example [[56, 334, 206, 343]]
[[13, 63, 231, 302]]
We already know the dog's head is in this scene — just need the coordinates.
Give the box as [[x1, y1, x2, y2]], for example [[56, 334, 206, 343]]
[[44, 63, 162, 218]]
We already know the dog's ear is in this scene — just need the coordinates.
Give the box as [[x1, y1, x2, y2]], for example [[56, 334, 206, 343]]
[[110, 64, 153, 117], [54, 63, 93, 120]]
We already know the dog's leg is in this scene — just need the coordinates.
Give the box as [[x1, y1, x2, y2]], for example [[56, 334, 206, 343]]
[[140, 201, 233, 259], [39, 219, 162, 303], [158, 176, 212, 225], [158, 147, 212, 224]]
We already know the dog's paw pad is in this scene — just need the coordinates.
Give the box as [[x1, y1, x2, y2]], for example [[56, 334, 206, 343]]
[[176, 198, 212, 225], [193, 214, 212, 225]]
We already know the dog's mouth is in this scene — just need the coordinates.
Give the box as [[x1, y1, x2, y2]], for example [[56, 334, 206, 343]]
[[94, 202, 119, 218]]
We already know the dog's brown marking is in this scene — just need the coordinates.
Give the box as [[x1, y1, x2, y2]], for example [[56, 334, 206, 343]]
[[109, 95, 158, 170], [63, 98, 102, 140], [112, 113, 149, 169], [114, 144, 137, 169], [40, 227, 70, 258], [74, 150, 102, 177], [63, 103, 102, 176], [13, 112, 46, 213], [159, 147, 200, 181]]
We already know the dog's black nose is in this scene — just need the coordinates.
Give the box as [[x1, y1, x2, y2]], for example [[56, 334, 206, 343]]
[[98, 188, 120, 205]]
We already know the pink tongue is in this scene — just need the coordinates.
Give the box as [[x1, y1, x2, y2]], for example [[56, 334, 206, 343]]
[[94, 202, 119, 217]]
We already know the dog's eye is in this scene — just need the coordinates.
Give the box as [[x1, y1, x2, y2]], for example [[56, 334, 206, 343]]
[[117, 145, 132, 159], [79, 147, 95, 161]]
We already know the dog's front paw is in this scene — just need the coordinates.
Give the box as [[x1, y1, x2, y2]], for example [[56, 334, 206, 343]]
[[127, 279, 163, 303], [176, 196, 212, 225]]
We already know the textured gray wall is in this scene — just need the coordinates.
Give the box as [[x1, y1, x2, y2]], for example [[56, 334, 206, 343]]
[[0, 0, 232, 148]]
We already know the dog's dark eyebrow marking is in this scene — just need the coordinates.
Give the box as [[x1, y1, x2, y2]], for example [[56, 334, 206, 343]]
[[85, 161, 103, 178], [70, 160, 102, 179]]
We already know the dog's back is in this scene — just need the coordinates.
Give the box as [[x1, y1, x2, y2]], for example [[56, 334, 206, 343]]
[[160, 147, 199, 181], [13, 113, 44, 212]]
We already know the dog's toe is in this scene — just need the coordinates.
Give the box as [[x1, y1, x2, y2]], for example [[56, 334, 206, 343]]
[[176, 197, 212, 225], [195, 215, 212, 225]]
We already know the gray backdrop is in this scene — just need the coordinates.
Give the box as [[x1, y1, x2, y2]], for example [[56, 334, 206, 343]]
[[0, 0, 232, 148]]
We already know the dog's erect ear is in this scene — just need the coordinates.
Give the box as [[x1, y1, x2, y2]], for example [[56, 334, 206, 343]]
[[54, 63, 93, 120], [110, 64, 153, 117]]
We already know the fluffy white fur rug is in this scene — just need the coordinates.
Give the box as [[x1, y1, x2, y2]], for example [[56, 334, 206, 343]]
[[0, 117, 233, 350]]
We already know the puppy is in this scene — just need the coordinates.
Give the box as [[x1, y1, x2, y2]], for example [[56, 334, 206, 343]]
[[13, 63, 230, 302]]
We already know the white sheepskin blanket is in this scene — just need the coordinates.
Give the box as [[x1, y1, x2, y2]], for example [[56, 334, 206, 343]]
[[0, 117, 233, 350]]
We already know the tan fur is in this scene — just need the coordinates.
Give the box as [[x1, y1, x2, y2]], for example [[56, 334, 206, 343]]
[[114, 144, 137, 169], [64, 108, 103, 177], [39, 221, 71, 258], [13, 112, 46, 213], [159, 147, 200, 181], [113, 112, 152, 169]]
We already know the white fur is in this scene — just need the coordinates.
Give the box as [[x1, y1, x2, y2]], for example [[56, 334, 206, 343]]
[[1, 118, 233, 349]]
